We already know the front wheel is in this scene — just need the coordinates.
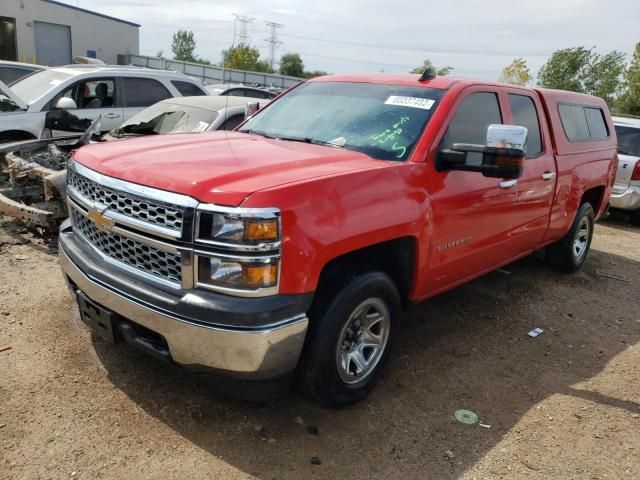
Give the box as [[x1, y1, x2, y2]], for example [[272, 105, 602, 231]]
[[296, 270, 401, 407], [546, 202, 595, 272]]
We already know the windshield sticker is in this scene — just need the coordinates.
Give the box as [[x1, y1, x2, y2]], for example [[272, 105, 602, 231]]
[[369, 115, 411, 158], [192, 121, 209, 132], [49, 79, 63, 86], [385, 96, 435, 110]]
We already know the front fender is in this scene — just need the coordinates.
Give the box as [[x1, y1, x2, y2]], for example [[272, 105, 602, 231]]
[[242, 162, 429, 294]]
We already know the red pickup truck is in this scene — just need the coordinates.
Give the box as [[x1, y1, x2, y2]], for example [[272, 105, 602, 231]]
[[58, 74, 617, 406]]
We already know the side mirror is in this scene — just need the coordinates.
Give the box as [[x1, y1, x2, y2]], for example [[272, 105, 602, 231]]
[[245, 101, 260, 120], [437, 124, 528, 179], [55, 97, 77, 110]]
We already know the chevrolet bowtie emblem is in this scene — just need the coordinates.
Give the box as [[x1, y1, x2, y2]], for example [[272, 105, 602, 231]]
[[88, 208, 115, 232]]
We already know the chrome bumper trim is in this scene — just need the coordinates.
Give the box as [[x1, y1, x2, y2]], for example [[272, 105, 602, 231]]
[[59, 247, 308, 379], [610, 185, 640, 211]]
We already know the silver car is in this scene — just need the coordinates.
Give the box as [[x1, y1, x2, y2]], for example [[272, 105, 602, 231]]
[[611, 116, 640, 226], [0, 65, 207, 143]]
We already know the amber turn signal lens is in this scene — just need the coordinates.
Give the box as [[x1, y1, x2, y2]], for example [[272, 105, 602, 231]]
[[242, 264, 278, 287], [244, 220, 279, 242]]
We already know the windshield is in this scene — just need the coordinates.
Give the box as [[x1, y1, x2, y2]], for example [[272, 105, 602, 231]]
[[112, 102, 218, 137], [239, 81, 446, 161], [10, 69, 73, 105], [615, 125, 640, 157]]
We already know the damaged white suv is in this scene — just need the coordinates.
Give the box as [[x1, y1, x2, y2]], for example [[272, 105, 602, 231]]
[[0, 65, 207, 143]]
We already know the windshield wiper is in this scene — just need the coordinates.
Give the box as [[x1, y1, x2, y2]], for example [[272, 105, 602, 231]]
[[245, 130, 343, 148]]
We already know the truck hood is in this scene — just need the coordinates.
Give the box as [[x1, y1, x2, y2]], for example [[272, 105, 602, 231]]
[[0, 80, 27, 111], [73, 131, 384, 206]]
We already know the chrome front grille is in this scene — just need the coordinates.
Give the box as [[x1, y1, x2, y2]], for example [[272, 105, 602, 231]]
[[71, 208, 182, 284], [68, 169, 184, 233]]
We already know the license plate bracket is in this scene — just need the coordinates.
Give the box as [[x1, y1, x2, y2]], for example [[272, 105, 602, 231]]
[[77, 292, 117, 343]]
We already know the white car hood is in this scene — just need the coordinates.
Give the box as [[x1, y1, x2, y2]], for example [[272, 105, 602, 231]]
[[0, 80, 27, 110]]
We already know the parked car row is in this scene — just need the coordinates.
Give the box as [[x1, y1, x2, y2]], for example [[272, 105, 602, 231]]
[[0, 94, 266, 230]]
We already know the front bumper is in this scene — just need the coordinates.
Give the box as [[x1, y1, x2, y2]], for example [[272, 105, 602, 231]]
[[610, 185, 640, 211], [59, 226, 311, 381]]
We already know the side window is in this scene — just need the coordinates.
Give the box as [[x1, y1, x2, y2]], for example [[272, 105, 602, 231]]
[[584, 107, 608, 139], [122, 77, 172, 107], [440, 92, 502, 165], [615, 125, 640, 157], [508, 94, 542, 157], [558, 104, 590, 141], [171, 80, 206, 97], [220, 114, 244, 131], [56, 78, 116, 109]]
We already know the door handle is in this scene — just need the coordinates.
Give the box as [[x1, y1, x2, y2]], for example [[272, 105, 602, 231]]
[[499, 180, 518, 189], [541, 171, 556, 181], [104, 113, 121, 119]]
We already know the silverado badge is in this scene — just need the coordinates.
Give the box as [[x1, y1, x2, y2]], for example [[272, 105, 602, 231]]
[[88, 208, 115, 232]]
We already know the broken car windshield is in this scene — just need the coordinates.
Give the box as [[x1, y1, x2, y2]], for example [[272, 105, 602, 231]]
[[112, 103, 218, 137]]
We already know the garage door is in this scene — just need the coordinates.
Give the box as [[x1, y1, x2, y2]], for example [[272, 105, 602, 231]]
[[34, 21, 71, 66]]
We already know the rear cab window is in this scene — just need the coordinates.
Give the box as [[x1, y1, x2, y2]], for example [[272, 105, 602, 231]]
[[558, 103, 609, 142]]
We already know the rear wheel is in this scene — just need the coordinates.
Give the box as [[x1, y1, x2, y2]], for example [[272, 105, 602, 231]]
[[546, 202, 595, 272], [629, 209, 640, 227], [296, 270, 400, 407]]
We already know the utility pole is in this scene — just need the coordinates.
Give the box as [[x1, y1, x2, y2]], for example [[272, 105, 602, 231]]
[[264, 21, 284, 70], [233, 14, 254, 45]]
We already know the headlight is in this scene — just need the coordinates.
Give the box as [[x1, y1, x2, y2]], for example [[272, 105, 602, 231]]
[[196, 208, 280, 245], [194, 205, 281, 296], [196, 254, 279, 293]]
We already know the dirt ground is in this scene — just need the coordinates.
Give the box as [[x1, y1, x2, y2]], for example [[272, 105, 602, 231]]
[[1, 213, 639, 480]]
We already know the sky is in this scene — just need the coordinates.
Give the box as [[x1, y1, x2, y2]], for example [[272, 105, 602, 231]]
[[62, 0, 639, 81]]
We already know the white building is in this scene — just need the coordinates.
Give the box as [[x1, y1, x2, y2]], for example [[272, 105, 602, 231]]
[[1, 0, 140, 66]]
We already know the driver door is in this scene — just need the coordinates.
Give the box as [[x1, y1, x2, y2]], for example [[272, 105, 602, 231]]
[[47, 77, 122, 136], [422, 88, 520, 295]]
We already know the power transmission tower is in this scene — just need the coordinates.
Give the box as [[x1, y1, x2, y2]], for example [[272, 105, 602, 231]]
[[264, 21, 284, 70], [233, 14, 254, 45]]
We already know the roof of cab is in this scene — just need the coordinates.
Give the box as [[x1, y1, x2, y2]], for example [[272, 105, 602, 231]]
[[308, 73, 540, 91]]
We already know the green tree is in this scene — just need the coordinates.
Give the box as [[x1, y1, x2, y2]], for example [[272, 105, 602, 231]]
[[171, 29, 197, 62], [170, 29, 211, 65], [538, 47, 625, 107], [221, 45, 261, 71], [303, 70, 329, 79], [617, 42, 640, 115], [583, 50, 626, 106], [411, 59, 453, 76], [498, 58, 532, 86], [255, 60, 274, 73], [279, 53, 304, 77]]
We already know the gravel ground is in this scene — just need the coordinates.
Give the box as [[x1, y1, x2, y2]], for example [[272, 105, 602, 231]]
[[1, 214, 639, 480]]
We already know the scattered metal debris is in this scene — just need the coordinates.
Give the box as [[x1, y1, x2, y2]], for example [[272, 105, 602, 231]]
[[528, 328, 544, 338], [0, 346, 11, 353], [496, 268, 512, 275], [596, 270, 630, 283]]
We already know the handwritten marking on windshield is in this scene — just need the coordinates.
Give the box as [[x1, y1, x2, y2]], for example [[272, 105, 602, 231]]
[[370, 115, 410, 158]]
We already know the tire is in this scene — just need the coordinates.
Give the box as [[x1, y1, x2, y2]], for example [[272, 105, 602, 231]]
[[546, 202, 595, 272], [296, 270, 401, 407], [629, 210, 640, 227]]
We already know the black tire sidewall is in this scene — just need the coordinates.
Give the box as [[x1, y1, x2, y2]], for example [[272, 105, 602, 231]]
[[567, 203, 595, 270], [299, 271, 401, 407]]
